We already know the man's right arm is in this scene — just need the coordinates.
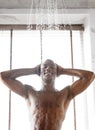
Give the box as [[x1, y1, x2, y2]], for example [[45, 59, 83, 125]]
[[0, 65, 40, 97]]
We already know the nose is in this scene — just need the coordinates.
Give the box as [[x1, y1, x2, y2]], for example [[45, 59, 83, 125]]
[[46, 66, 50, 70], [46, 66, 51, 71]]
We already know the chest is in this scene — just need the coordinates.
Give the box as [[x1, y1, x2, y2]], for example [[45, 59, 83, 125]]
[[37, 94, 58, 109], [26, 91, 70, 124], [28, 91, 68, 110]]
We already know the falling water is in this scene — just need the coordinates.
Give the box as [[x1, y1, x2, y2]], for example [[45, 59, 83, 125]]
[[27, 0, 61, 30]]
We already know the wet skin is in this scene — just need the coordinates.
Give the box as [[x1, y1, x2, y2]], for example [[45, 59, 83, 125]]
[[0, 59, 95, 130]]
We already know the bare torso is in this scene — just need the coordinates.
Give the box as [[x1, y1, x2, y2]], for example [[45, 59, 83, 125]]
[[1, 60, 94, 130], [26, 86, 71, 130]]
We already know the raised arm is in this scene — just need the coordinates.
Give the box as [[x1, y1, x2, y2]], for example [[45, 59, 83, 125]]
[[57, 64, 95, 98], [0, 65, 40, 98]]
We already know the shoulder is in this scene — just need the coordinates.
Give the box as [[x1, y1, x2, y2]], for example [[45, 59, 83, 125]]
[[59, 86, 73, 100], [60, 86, 70, 93]]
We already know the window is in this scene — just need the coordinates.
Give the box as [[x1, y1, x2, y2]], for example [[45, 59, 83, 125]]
[[0, 25, 94, 130]]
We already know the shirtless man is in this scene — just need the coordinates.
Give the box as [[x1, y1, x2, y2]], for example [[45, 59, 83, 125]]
[[0, 59, 95, 130]]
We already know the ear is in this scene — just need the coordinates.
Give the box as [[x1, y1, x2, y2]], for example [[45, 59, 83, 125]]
[[56, 64, 63, 77], [36, 64, 41, 76], [38, 64, 41, 76], [55, 64, 59, 77]]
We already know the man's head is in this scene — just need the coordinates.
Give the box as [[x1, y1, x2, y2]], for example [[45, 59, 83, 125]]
[[41, 59, 57, 82]]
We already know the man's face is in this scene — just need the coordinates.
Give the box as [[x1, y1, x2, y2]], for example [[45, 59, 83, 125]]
[[41, 60, 57, 81]]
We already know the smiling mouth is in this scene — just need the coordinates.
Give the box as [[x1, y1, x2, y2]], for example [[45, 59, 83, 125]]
[[44, 72, 53, 76]]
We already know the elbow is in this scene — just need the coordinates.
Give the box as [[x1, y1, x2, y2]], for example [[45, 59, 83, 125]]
[[90, 71, 95, 78], [0, 71, 15, 80], [0, 72, 3, 79], [87, 72, 95, 83], [0, 72, 9, 81], [91, 72, 95, 81], [0, 72, 5, 81], [82, 71, 95, 83]]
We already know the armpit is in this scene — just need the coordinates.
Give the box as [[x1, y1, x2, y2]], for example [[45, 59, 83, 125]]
[[24, 84, 36, 98], [65, 86, 74, 100]]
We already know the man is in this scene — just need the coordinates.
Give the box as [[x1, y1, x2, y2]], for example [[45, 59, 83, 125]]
[[0, 59, 95, 130]]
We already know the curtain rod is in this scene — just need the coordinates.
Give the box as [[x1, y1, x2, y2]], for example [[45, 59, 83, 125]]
[[0, 24, 84, 31]]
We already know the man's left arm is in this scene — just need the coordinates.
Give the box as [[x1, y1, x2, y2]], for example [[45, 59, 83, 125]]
[[57, 64, 95, 98]]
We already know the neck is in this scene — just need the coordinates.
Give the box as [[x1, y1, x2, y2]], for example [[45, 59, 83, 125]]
[[42, 80, 55, 91]]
